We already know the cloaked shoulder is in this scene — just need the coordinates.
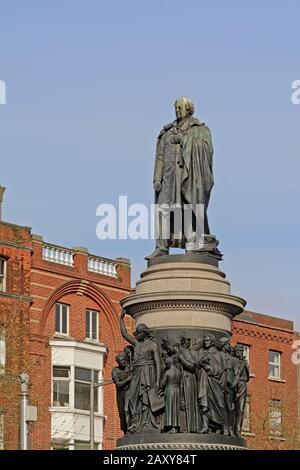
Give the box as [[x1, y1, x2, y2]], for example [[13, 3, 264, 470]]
[[157, 120, 176, 139]]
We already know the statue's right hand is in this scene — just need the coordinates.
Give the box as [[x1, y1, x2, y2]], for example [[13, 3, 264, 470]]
[[153, 180, 161, 192]]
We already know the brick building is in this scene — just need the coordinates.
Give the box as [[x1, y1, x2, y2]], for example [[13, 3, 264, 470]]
[[0, 215, 132, 450], [29, 235, 131, 450], [232, 311, 300, 449], [0, 220, 32, 450]]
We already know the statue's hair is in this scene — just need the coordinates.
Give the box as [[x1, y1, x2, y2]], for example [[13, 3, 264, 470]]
[[203, 333, 216, 345], [174, 97, 195, 115], [135, 323, 155, 340], [115, 352, 126, 362]]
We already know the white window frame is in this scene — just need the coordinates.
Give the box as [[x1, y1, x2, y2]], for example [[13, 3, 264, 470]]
[[55, 303, 69, 336], [52, 366, 71, 407], [269, 350, 281, 379], [0, 331, 5, 376], [269, 399, 282, 436], [86, 310, 99, 341], [74, 367, 99, 412], [0, 258, 6, 292]]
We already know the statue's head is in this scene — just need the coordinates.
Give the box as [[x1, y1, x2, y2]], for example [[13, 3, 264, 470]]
[[180, 331, 191, 349], [235, 344, 245, 360], [116, 353, 127, 368], [203, 333, 215, 349], [134, 323, 150, 341], [123, 344, 134, 359], [193, 337, 204, 351], [174, 97, 195, 121], [218, 336, 231, 352]]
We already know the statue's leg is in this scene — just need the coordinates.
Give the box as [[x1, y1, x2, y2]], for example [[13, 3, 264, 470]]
[[146, 204, 169, 258]]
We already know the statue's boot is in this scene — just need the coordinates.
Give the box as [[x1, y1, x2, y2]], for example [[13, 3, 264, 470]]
[[145, 248, 169, 260], [198, 414, 209, 434], [145, 236, 169, 260]]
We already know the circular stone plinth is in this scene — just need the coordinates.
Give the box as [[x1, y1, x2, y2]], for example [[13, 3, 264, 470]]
[[147, 253, 221, 268], [116, 433, 247, 450]]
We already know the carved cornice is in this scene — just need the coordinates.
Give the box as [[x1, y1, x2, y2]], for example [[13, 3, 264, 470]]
[[128, 300, 241, 317], [233, 326, 295, 345]]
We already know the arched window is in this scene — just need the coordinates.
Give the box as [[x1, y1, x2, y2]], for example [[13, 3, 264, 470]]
[[0, 258, 6, 292]]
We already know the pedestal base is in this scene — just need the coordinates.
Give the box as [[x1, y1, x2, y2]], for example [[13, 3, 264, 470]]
[[117, 433, 247, 450]]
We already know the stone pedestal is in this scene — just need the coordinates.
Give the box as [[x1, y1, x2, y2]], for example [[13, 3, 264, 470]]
[[118, 254, 247, 450]]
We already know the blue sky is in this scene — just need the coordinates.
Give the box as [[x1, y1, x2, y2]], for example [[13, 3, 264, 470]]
[[0, 1, 299, 327]]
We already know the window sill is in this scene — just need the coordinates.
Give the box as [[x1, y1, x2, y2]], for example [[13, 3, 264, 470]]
[[52, 333, 74, 341], [49, 406, 104, 418], [84, 338, 101, 345], [269, 436, 286, 441], [242, 432, 255, 437], [268, 377, 286, 383]]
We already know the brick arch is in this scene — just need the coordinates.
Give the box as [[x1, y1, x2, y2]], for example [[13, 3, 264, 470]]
[[39, 280, 123, 350]]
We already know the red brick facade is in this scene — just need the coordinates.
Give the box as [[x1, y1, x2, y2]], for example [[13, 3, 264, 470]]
[[0, 221, 132, 450], [232, 311, 300, 449], [0, 222, 32, 450]]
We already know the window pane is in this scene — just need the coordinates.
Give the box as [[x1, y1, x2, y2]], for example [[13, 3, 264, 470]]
[[94, 387, 98, 411], [55, 304, 60, 332], [75, 382, 90, 410], [53, 366, 70, 378], [269, 363, 280, 378], [269, 351, 280, 364], [269, 400, 281, 436], [75, 367, 91, 382], [74, 440, 97, 450], [62, 309, 67, 334], [92, 312, 97, 340], [0, 333, 5, 376], [86, 311, 90, 338], [0, 259, 4, 275], [53, 380, 69, 406]]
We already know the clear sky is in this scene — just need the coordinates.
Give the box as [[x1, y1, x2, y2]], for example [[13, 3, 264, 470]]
[[0, 1, 299, 327]]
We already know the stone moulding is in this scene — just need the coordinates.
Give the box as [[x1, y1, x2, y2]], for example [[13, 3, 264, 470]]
[[122, 297, 245, 319], [117, 443, 246, 450]]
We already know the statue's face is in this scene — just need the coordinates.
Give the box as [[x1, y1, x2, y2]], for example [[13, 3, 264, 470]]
[[175, 100, 189, 120], [117, 355, 126, 368], [134, 326, 146, 341], [235, 346, 244, 359], [203, 335, 214, 349]]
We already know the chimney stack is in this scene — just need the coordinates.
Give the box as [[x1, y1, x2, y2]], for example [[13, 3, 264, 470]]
[[0, 186, 6, 221]]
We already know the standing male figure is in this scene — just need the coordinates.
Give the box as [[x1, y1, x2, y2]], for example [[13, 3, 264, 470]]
[[146, 97, 215, 258], [111, 353, 131, 434], [234, 344, 250, 436]]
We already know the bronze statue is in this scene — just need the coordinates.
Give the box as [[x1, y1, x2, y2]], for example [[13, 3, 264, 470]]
[[120, 311, 162, 433], [111, 353, 131, 434], [160, 355, 182, 434], [218, 338, 239, 436], [234, 344, 250, 436], [178, 332, 200, 433], [146, 97, 219, 259], [198, 334, 226, 434]]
